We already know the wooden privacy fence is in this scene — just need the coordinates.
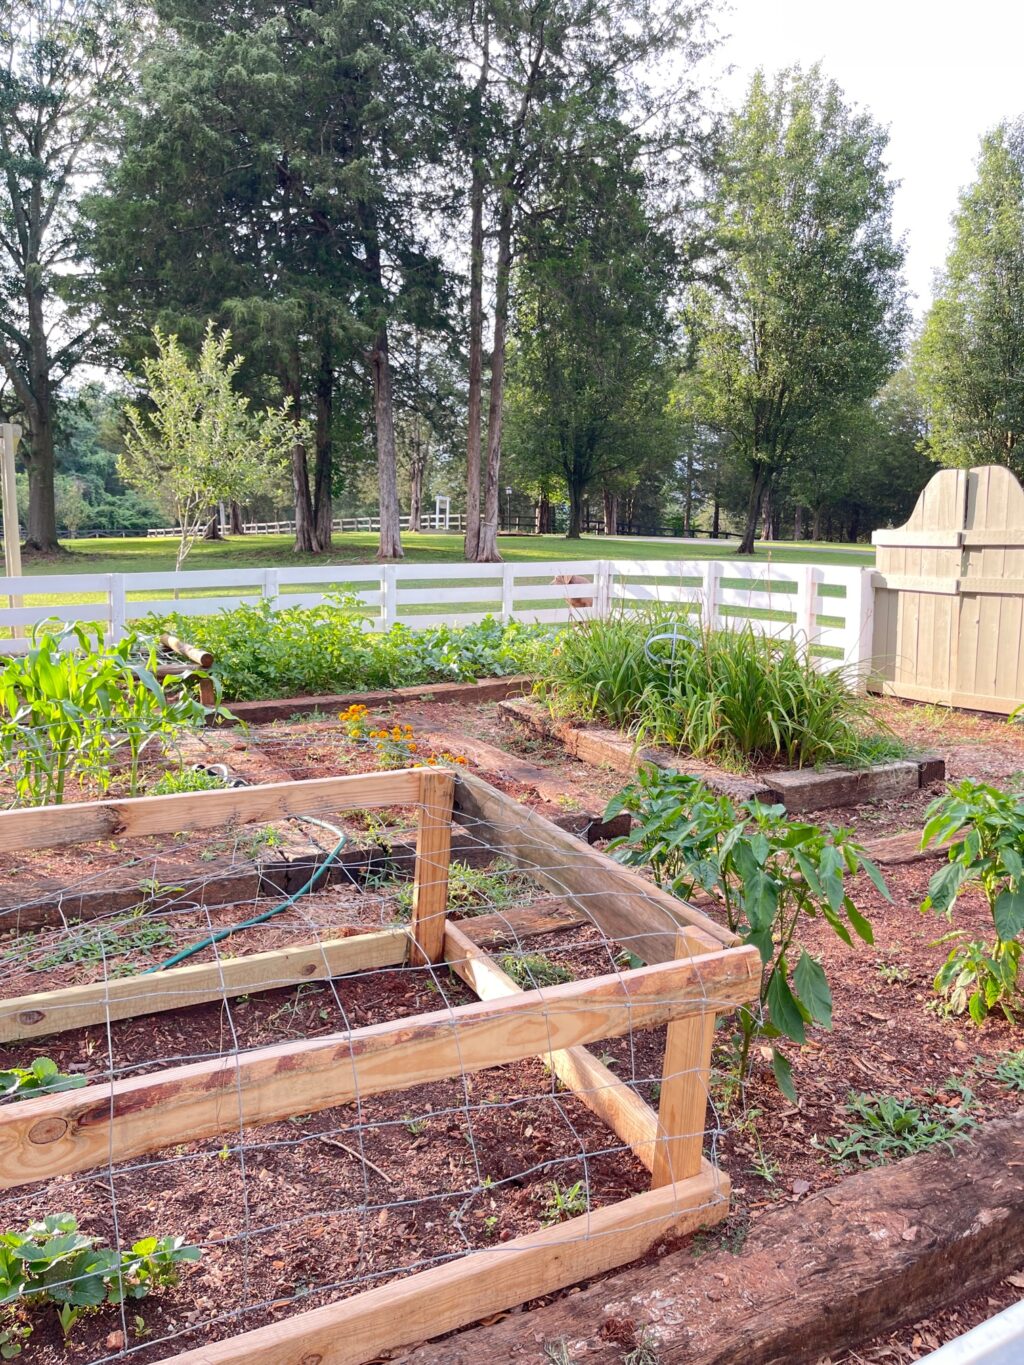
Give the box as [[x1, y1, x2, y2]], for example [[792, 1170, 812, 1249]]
[[871, 465, 1024, 713], [0, 557, 876, 671]]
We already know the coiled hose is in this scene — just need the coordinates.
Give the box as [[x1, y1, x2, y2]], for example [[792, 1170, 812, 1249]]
[[144, 768, 347, 973]]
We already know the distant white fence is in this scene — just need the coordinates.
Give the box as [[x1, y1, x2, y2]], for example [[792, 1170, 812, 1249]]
[[145, 512, 466, 538], [0, 558, 875, 672]]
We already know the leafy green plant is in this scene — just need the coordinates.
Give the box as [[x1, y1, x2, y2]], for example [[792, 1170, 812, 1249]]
[[149, 766, 228, 795], [0, 1214, 200, 1351], [540, 1180, 588, 1225], [19, 915, 174, 973], [989, 1048, 1024, 1091], [920, 780, 1024, 1022], [876, 958, 910, 985], [0, 1059, 87, 1104], [607, 770, 889, 1097], [149, 597, 545, 702], [0, 622, 217, 806], [537, 612, 897, 768], [822, 1091, 976, 1166], [394, 859, 531, 921], [500, 952, 573, 989]]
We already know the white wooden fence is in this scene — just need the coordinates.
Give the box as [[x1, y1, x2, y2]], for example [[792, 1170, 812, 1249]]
[[145, 512, 466, 538], [0, 558, 875, 672]]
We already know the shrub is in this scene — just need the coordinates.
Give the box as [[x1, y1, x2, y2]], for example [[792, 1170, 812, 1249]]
[[537, 613, 896, 768], [149, 596, 545, 702], [606, 769, 889, 1097], [0, 623, 214, 806], [920, 779, 1024, 1022], [0, 1214, 200, 1351]]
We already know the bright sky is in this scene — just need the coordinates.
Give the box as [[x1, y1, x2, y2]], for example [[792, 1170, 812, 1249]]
[[711, 0, 1024, 317]]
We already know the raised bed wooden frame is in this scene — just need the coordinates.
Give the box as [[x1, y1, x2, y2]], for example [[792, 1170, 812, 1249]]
[[0, 768, 757, 1365]]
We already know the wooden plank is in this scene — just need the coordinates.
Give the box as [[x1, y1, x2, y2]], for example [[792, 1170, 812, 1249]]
[[453, 770, 736, 961], [409, 769, 454, 965], [650, 936, 715, 1188], [444, 923, 659, 1171], [871, 528, 963, 548], [155, 1162, 729, 1365], [460, 901, 588, 947], [762, 761, 920, 814], [0, 944, 758, 1187], [0, 928, 410, 1044], [0, 770, 424, 852]]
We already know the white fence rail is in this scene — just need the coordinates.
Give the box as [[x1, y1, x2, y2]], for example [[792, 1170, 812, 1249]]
[[0, 559, 875, 672], [145, 512, 466, 538]]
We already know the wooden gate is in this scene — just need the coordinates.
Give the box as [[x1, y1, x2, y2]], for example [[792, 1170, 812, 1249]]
[[871, 465, 1024, 713]]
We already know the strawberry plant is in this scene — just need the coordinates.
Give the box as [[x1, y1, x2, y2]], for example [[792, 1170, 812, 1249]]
[[0, 1215, 200, 1353], [920, 779, 1024, 1022], [607, 770, 889, 1098], [0, 1058, 86, 1104]]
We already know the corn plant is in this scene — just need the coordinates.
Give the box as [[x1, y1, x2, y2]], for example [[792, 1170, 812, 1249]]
[[607, 770, 889, 1098], [0, 1215, 199, 1352], [0, 623, 214, 806], [920, 779, 1024, 1022]]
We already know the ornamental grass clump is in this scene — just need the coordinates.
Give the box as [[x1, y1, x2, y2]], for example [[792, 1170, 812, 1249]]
[[537, 612, 894, 769]]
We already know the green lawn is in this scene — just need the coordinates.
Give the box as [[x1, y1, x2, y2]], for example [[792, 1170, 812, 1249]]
[[18, 530, 874, 577]]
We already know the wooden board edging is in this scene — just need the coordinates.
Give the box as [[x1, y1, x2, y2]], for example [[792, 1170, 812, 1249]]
[[0, 770, 425, 852], [453, 768, 735, 960], [221, 675, 531, 725], [153, 1162, 729, 1365], [0, 928, 411, 1043], [0, 943, 759, 1186]]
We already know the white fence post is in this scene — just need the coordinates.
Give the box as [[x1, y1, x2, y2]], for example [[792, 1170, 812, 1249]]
[[701, 561, 719, 631], [110, 575, 127, 642], [843, 567, 876, 689], [794, 565, 817, 656], [263, 569, 280, 608], [381, 564, 398, 628], [501, 563, 515, 623]]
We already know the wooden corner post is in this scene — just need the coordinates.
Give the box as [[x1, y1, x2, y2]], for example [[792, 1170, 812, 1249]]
[[650, 934, 717, 1188], [410, 768, 455, 965]]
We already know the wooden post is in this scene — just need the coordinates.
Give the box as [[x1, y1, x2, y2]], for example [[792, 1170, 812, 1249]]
[[1, 423, 23, 638], [651, 936, 716, 1188], [410, 768, 454, 965]]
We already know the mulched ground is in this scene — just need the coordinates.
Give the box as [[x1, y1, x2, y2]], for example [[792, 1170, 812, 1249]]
[[3, 693, 1024, 1361]]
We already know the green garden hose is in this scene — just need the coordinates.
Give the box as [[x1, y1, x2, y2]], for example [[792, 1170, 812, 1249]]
[[144, 811, 347, 973]]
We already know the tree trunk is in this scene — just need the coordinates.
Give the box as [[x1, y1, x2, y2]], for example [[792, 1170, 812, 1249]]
[[464, 15, 488, 561], [684, 447, 694, 536], [475, 202, 513, 563], [534, 493, 551, 534], [811, 504, 822, 540], [602, 489, 617, 536], [737, 464, 767, 555], [409, 424, 427, 534], [370, 325, 403, 561], [18, 270, 61, 553], [566, 475, 584, 539], [313, 335, 334, 551], [229, 501, 244, 535], [285, 366, 319, 553], [202, 511, 222, 540], [712, 491, 720, 539], [794, 505, 804, 540]]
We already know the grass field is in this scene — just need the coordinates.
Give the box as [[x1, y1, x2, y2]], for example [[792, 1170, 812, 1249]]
[[16, 530, 875, 577]]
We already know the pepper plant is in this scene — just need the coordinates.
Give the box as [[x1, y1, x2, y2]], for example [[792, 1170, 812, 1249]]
[[606, 770, 889, 1098], [920, 779, 1024, 1022]]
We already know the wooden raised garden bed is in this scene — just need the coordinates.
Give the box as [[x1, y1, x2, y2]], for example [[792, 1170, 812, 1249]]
[[0, 768, 757, 1364]]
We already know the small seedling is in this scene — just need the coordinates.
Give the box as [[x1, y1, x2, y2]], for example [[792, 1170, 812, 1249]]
[[393, 859, 531, 921], [20, 916, 175, 972], [500, 952, 573, 990], [543, 1343, 574, 1365], [149, 766, 228, 795], [540, 1180, 589, 1226], [989, 1048, 1024, 1091], [876, 959, 910, 985], [822, 1091, 976, 1166], [0, 1058, 87, 1104], [403, 1115, 427, 1137], [623, 1331, 661, 1365]]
